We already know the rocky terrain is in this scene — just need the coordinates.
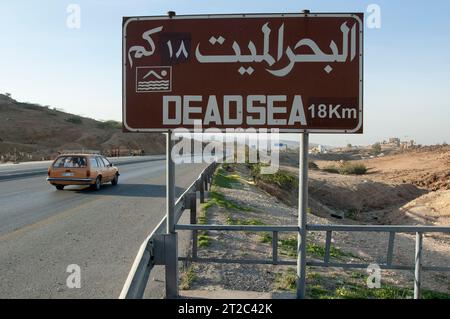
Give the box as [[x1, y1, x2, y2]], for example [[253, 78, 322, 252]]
[[0, 94, 164, 162]]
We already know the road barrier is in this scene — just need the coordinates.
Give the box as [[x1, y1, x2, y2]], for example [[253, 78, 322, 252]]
[[119, 161, 217, 299], [120, 162, 450, 299]]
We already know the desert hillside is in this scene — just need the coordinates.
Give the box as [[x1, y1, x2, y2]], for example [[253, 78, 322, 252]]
[[309, 146, 450, 226], [359, 146, 450, 191], [0, 94, 164, 162]]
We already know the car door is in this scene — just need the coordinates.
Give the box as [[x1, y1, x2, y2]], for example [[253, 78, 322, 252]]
[[101, 156, 115, 180], [97, 156, 113, 182], [94, 156, 108, 182]]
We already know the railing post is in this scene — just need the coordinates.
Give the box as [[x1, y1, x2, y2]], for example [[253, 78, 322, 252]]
[[199, 176, 205, 203], [387, 232, 395, 266], [204, 174, 208, 191], [189, 193, 198, 259], [324, 231, 332, 266], [414, 232, 423, 299], [272, 231, 278, 265]]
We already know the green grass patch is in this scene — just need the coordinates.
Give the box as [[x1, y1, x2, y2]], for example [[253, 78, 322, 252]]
[[307, 242, 356, 259], [97, 120, 122, 130], [334, 284, 413, 299], [275, 268, 297, 291], [339, 162, 368, 175], [198, 202, 212, 247], [304, 271, 450, 299], [17, 102, 43, 111], [226, 216, 265, 226], [179, 266, 197, 290], [279, 237, 298, 257], [256, 169, 297, 191], [308, 285, 330, 299], [260, 232, 273, 244], [322, 162, 367, 175], [278, 237, 356, 259], [198, 231, 211, 247], [197, 188, 252, 247], [306, 272, 324, 282], [65, 116, 83, 124], [422, 290, 450, 299], [350, 271, 366, 279], [209, 191, 251, 212], [323, 165, 340, 174], [198, 214, 208, 225], [345, 209, 360, 220], [226, 215, 266, 236], [262, 172, 296, 191], [196, 185, 253, 248], [213, 167, 241, 188]]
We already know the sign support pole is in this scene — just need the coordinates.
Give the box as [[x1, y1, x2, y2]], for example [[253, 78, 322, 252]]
[[167, 130, 175, 234], [165, 130, 178, 298], [297, 133, 309, 299]]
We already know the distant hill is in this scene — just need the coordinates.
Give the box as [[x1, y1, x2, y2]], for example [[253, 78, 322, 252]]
[[0, 94, 165, 162]]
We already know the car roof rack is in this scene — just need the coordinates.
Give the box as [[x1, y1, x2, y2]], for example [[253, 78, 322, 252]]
[[58, 150, 101, 155]]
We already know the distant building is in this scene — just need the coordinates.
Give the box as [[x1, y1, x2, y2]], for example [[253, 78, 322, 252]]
[[388, 138, 400, 147], [310, 145, 327, 154], [401, 140, 415, 149]]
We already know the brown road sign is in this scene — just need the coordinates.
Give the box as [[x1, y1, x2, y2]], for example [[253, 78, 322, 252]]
[[123, 13, 363, 133]]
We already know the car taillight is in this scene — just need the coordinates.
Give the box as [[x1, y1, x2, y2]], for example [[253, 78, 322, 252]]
[[86, 170, 90, 177], [47, 168, 51, 176]]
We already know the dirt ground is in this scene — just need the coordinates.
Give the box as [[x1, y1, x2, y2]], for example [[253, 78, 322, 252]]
[[311, 146, 450, 226], [363, 146, 450, 191], [181, 163, 450, 298]]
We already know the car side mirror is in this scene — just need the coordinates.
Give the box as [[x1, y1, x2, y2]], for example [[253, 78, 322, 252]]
[[109, 163, 113, 167]]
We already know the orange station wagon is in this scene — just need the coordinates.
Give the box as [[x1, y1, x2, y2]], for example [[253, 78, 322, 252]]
[[47, 153, 119, 190]]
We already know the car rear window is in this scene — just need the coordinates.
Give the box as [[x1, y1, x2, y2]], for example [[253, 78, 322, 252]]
[[53, 156, 87, 168]]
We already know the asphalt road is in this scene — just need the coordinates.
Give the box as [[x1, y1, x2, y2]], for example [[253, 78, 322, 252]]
[[0, 159, 207, 298]]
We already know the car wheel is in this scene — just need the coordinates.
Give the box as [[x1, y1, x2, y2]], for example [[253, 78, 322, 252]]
[[111, 173, 119, 186], [93, 177, 101, 190], [55, 185, 64, 190]]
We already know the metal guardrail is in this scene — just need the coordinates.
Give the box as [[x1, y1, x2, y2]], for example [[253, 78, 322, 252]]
[[119, 216, 167, 298], [175, 222, 450, 299], [119, 162, 217, 299]]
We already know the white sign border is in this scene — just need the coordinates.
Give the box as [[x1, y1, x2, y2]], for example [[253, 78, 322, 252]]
[[122, 13, 363, 133]]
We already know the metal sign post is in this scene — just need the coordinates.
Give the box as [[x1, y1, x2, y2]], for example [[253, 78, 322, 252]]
[[166, 130, 175, 234], [165, 130, 178, 298], [297, 133, 309, 298]]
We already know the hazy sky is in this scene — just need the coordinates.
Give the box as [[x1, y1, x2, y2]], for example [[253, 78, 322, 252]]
[[1, 1, 449, 146]]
